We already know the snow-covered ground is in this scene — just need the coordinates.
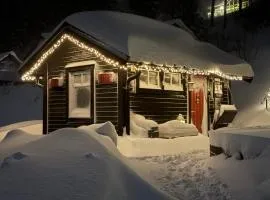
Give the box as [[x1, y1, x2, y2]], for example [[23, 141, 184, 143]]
[[1, 121, 270, 200], [0, 122, 230, 200], [210, 153, 270, 200], [129, 150, 233, 200]]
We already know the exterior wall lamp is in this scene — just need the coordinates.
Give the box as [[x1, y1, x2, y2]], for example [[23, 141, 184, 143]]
[[188, 81, 194, 91], [265, 89, 270, 111]]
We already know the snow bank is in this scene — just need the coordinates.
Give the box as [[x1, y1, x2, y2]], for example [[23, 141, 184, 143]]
[[0, 84, 42, 127], [0, 121, 42, 142], [0, 120, 42, 132], [159, 120, 198, 138], [0, 128, 175, 200], [118, 134, 209, 157], [231, 28, 270, 127], [209, 127, 270, 159]]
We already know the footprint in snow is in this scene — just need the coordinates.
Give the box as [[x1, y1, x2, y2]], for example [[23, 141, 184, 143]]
[[84, 153, 100, 159], [1, 152, 27, 169]]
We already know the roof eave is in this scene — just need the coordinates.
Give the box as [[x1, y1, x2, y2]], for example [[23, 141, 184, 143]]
[[18, 22, 129, 75]]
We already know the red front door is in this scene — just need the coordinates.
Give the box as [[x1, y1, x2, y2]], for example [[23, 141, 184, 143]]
[[190, 76, 205, 133]]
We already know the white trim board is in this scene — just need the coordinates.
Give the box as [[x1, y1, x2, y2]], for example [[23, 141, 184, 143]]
[[65, 60, 98, 68]]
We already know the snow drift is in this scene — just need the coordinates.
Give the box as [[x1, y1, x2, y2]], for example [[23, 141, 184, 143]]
[[0, 127, 175, 200], [230, 28, 270, 128]]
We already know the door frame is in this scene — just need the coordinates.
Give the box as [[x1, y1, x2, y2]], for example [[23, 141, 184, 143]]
[[65, 64, 95, 123], [189, 75, 208, 134]]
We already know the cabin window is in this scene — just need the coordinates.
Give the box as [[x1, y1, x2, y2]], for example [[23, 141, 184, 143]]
[[68, 69, 91, 118], [139, 70, 160, 89], [163, 72, 183, 91]]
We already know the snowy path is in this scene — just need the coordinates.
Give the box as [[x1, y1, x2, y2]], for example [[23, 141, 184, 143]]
[[130, 150, 233, 200]]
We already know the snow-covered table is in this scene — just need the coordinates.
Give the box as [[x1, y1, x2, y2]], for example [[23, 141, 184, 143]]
[[209, 127, 270, 159]]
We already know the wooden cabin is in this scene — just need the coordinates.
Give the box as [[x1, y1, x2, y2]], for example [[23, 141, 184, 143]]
[[18, 11, 253, 135]]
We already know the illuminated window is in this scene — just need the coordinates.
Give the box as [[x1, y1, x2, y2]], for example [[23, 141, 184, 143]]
[[68, 69, 91, 118], [163, 73, 183, 91], [139, 70, 160, 89], [207, 0, 249, 18]]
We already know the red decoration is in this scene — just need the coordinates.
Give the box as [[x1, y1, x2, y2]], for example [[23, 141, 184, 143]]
[[98, 72, 114, 84], [49, 78, 63, 88]]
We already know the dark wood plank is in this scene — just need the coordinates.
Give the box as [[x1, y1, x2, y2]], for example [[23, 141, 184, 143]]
[[43, 65, 48, 135]]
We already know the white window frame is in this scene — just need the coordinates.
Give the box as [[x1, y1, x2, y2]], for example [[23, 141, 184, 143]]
[[163, 72, 183, 91], [68, 69, 91, 119], [139, 70, 160, 89]]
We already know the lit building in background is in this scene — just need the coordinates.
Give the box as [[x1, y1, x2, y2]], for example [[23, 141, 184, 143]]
[[208, 0, 249, 18]]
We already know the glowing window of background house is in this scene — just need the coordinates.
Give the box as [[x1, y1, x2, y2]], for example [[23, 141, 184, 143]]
[[207, 0, 249, 18]]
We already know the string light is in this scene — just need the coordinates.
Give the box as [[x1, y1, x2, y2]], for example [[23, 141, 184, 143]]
[[21, 33, 243, 82]]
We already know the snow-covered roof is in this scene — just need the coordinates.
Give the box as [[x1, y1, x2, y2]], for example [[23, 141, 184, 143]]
[[165, 18, 197, 39], [0, 51, 22, 64], [21, 11, 254, 78]]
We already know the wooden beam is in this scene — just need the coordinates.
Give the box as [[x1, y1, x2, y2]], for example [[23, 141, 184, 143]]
[[43, 63, 48, 135], [117, 69, 127, 136]]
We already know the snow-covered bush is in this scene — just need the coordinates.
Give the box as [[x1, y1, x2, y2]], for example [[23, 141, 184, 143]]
[[130, 112, 158, 131], [159, 120, 198, 138], [130, 119, 148, 138], [95, 121, 118, 146]]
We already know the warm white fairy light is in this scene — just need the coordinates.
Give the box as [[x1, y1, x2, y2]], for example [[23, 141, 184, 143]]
[[21, 33, 243, 82], [126, 64, 243, 81]]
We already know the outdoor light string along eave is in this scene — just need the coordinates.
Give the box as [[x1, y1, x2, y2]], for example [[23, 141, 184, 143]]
[[21, 33, 243, 82]]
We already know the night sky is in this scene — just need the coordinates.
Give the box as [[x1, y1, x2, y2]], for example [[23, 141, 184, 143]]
[[2, 0, 265, 60], [0, 0, 118, 57]]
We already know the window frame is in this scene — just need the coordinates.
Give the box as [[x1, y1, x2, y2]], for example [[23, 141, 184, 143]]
[[139, 69, 160, 89], [163, 72, 183, 91]]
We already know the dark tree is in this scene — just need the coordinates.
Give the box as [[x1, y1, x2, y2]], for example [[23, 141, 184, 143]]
[[224, 0, 227, 29], [239, 0, 243, 11], [130, 0, 159, 18], [211, 0, 216, 26]]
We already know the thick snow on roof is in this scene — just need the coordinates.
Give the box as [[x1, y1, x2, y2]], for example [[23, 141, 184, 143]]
[[0, 51, 22, 64], [64, 11, 253, 77], [165, 18, 197, 39]]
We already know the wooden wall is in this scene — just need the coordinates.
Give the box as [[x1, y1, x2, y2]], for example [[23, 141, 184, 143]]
[[130, 89, 188, 124], [221, 81, 231, 105], [208, 78, 231, 126], [45, 39, 119, 133]]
